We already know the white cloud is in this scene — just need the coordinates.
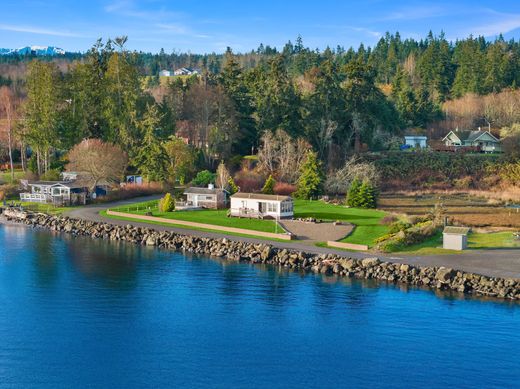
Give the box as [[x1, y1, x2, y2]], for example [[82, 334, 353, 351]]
[[469, 11, 520, 37], [378, 5, 450, 21], [156, 23, 188, 35], [0, 23, 86, 37], [104, 0, 183, 20]]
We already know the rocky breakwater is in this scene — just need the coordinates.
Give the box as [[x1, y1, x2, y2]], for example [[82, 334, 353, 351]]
[[4, 210, 520, 300]]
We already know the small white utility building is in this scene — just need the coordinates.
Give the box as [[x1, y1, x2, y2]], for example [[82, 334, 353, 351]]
[[443, 226, 471, 250], [230, 193, 294, 219], [404, 135, 428, 148]]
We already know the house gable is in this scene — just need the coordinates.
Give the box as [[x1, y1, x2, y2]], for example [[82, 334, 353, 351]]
[[472, 131, 499, 144], [443, 131, 462, 144]]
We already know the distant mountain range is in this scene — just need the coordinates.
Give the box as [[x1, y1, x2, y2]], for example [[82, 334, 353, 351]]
[[0, 46, 67, 56]]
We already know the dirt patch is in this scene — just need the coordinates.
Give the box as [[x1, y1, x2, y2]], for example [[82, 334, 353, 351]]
[[279, 220, 353, 243]]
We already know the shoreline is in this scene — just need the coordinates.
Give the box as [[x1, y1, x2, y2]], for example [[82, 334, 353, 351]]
[[3, 209, 520, 301]]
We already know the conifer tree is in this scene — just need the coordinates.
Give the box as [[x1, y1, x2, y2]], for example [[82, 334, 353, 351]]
[[347, 178, 362, 207], [227, 176, 238, 194], [133, 104, 168, 182], [295, 151, 324, 199], [159, 193, 175, 212], [262, 174, 276, 194]]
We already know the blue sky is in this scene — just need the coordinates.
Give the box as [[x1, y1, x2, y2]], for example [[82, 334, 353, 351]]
[[1, 0, 520, 53]]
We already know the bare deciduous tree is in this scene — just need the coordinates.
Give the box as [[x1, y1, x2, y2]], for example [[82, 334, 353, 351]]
[[325, 156, 381, 195], [66, 139, 128, 190], [215, 161, 231, 190], [257, 129, 311, 183], [0, 86, 19, 181]]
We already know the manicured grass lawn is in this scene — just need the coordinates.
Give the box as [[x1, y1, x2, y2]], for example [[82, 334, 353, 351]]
[[293, 199, 389, 248], [100, 210, 292, 242], [111, 200, 279, 233], [469, 231, 520, 249], [392, 231, 520, 255]]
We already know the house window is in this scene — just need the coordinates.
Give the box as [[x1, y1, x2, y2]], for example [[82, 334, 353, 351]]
[[281, 201, 293, 213], [267, 202, 278, 212]]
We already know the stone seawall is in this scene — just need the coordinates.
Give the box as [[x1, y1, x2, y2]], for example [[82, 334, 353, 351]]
[[4, 210, 520, 301]]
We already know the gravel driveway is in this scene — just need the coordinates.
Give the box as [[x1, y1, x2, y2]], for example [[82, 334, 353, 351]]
[[279, 220, 353, 243]]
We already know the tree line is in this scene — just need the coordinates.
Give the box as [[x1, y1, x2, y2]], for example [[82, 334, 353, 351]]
[[1, 31, 520, 186]]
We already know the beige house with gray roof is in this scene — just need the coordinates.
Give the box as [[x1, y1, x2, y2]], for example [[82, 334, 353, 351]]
[[443, 129, 501, 152]]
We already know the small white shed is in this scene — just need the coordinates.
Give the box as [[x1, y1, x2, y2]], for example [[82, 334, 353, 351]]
[[404, 135, 428, 148], [230, 193, 294, 219], [443, 226, 471, 250]]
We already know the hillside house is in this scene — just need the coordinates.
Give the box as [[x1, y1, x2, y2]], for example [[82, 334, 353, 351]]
[[173, 67, 200, 76], [443, 129, 501, 152], [404, 135, 428, 149], [182, 185, 228, 209], [159, 70, 172, 77], [230, 193, 294, 219]]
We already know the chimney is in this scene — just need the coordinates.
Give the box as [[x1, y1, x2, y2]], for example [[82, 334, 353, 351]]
[[208, 183, 214, 190]]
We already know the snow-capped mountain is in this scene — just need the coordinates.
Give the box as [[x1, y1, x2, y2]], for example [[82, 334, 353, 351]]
[[0, 46, 66, 56]]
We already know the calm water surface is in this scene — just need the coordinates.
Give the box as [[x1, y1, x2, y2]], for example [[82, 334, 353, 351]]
[[0, 225, 519, 388]]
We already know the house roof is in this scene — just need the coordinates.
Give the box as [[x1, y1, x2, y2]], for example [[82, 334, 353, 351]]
[[443, 226, 471, 235], [184, 187, 227, 195], [443, 130, 499, 143], [30, 180, 89, 189], [231, 192, 292, 201], [30, 181, 68, 187], [404, 135, 427, 139]]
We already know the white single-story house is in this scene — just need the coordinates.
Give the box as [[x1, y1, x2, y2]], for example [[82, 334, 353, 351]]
[[443, 226, 471, 251], [230, 193, 294, 219], [159, 69, 172, 77], [183, 184, 228, 209], [443, 129, 501, 152], [404, 135, 428, 148], [20, 181, 87, 205], [173, 67, 200, 76]]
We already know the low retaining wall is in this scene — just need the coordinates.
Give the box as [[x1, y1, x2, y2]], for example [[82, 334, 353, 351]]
[[4, 210, 520, 301], [327, 241, 369, 251], [106, 209, 293, 241]]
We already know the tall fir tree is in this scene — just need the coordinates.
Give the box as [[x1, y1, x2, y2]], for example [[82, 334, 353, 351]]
[[295, 150, 324, 199]]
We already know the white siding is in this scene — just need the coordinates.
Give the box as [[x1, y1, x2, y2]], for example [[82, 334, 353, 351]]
[[230, 197, 293, 218]]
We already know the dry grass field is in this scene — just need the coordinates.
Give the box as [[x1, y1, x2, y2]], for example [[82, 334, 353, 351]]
[[379, 193, 520, 228]]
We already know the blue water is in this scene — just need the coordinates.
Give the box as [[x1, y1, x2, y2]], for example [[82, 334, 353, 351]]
[[0, 225, 519, 388]]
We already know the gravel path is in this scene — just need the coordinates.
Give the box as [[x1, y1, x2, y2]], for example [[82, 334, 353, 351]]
[[279, 219, 353, 243], [55, 196, 520, 279]]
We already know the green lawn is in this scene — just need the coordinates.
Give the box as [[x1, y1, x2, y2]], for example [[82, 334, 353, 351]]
[[391, 231, 520, 254], [293, 199, 389, 247], [19, 201, 74, 216], [469, 231, 520, 249], [0, 170, 25, 184], [100, 209, 293, 242], [111, 200, 280, 233]]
